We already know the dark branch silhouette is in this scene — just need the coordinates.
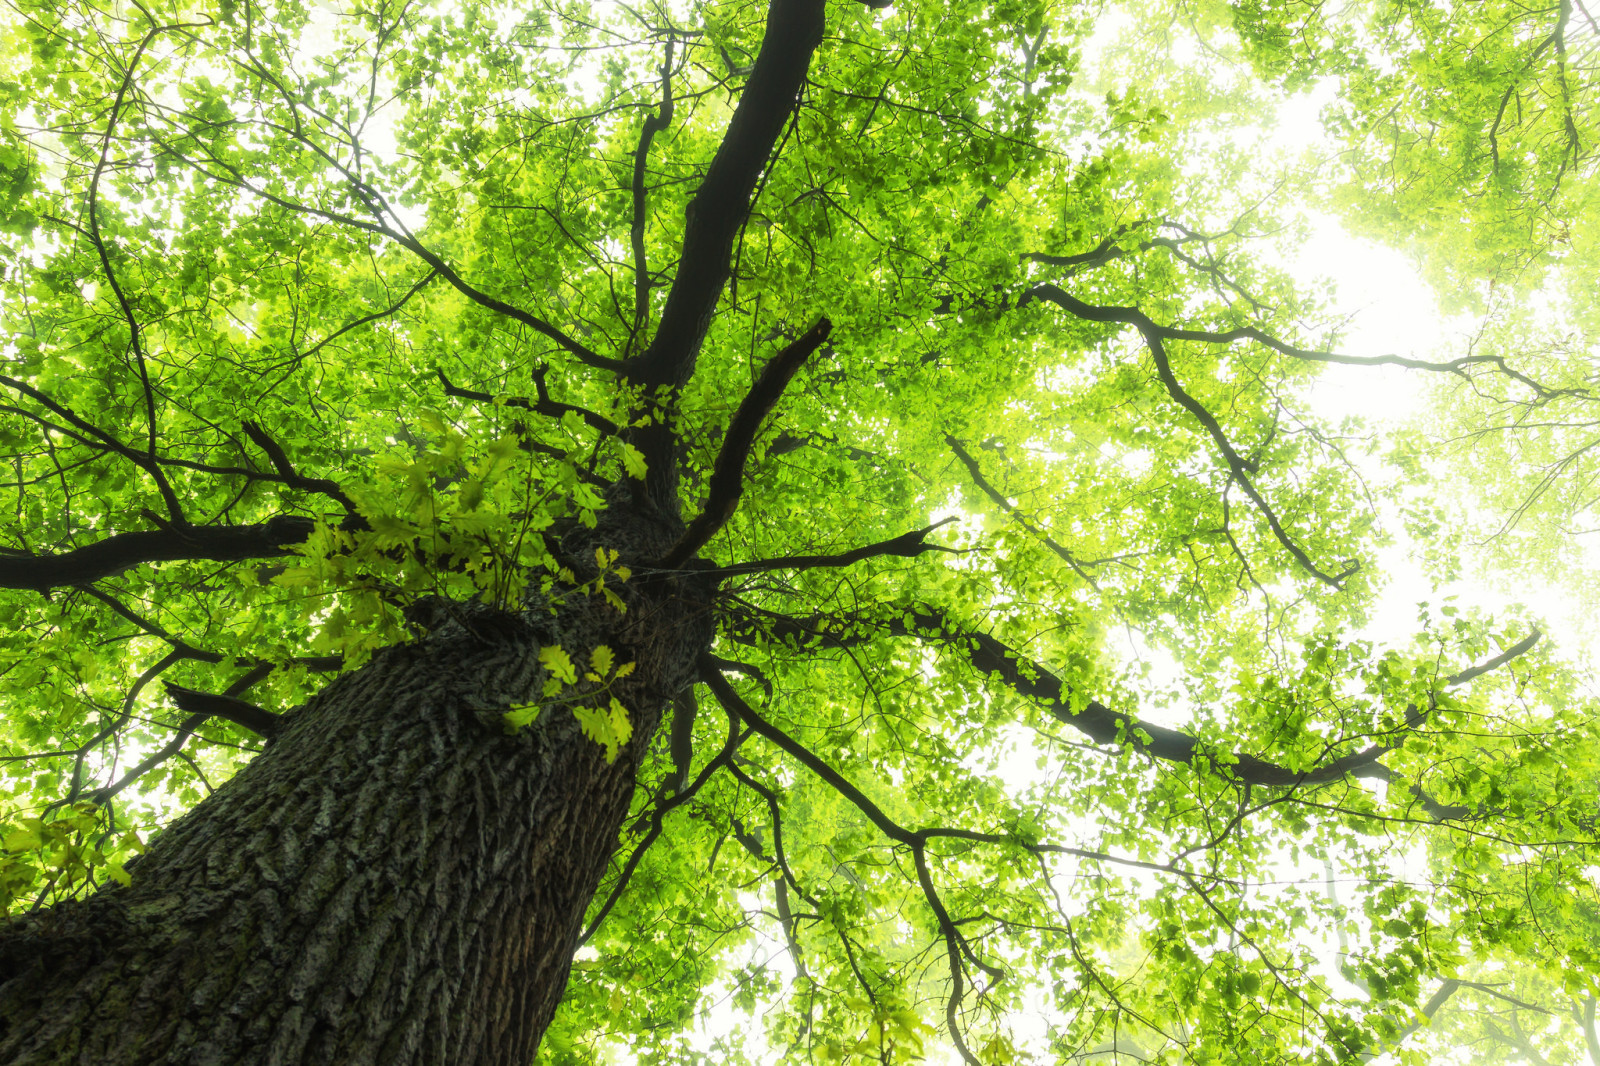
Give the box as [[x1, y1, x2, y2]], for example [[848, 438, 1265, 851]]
[[699, 661, 986, 1065], [655, 317, 832, 567], [1023, 284, 1358, 588], [946, 436, 1101, 586], [435, 368, 621, 437], [0, 517, 315, 592], [579, 699, 747, 945], [242, 421, 359, 513], [87, 662, 277, 806], [706, 519, 956, 576], [726, 602, 1539, 806], [162, 682, 282, 740], [628, 37, 677, 355], [622, 0, 827, 507], [0, 375, 187, 529]]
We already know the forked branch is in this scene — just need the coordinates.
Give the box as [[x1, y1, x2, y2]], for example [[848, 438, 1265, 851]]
[[625, 0, 827, 389], [87, 662, 276, 806], [579, 694, 747, 945], [0, 376, 186, 528], [435, 368, 621, 436], [242, 420, 359, 513], [655, 317, 832, 568], [622, 0, 828, 508], [1024, 285, 1356, 588], [699, 662, 986, 1065]]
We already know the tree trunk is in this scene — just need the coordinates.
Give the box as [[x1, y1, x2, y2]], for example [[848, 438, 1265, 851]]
[[0, 538, 714, 1065]]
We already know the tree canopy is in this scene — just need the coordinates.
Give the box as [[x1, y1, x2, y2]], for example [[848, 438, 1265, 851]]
[[0, 0, 1598, 1062]]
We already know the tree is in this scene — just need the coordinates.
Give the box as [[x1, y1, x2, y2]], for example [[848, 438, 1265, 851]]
[[0, 0, 1595, 1062]]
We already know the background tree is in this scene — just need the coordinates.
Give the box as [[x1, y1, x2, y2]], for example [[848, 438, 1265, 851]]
[[0, 0, 1594, 1063]]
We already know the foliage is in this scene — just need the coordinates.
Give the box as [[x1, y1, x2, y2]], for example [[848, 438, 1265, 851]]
[[0, 0, 1597, 1062]]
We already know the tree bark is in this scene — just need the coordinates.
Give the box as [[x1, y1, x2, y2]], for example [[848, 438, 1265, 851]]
[[0, 541, 715, 1065]]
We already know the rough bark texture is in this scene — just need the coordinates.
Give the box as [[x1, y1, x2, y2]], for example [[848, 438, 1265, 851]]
[[0, 0, 827, 1054], [0, 514, 716, 1065]]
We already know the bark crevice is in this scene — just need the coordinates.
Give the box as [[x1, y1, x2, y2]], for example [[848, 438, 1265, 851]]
[[1, 552, 716, 1065]]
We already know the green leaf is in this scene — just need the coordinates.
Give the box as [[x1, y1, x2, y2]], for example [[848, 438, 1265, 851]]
[[574, 698, 631, 764]]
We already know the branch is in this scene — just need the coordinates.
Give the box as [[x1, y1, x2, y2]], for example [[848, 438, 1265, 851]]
[[0, 375, 186, 528], [241, 420, 358, 513], [626, 0, 826, 389], [435, 368, 620, 436], [704, 653, 773, 699], [654, 317, 832, 567], [1444, 629, 1542, 686], [579, 694, 746, 945], [700, 660, 912, 844], [726, 605, 1538, 806], [0, 517, 315, 592], [1023, 283, 1580, 400], [699, 661, 995, 1066], [710, 517, 957, 575], [623, 0, 827, 508], [1025, 222, 1281, 315], [385, 228, 622, 377], [700, 659, 1011, 1056], [667, 686, 696, 794], [628, 38, 676, 355], [162, 681, 281, 739], [283, 268, 438, 369], [1020, 222, 1208, 274], [946, 436, 1100, 586], [1024, 285, 1357, 588], [85, 20, 207, 522], [149, 115, 622, 376], [913, 845, 985, 1066], [60, 648, 185, 804], [75, 585, 342, 674], [88, 663, 275, 806], [724, 762, 806, 896]]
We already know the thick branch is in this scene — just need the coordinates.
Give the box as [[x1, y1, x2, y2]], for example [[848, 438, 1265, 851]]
[[623, 0, 826, 510], [626, 0, 826, 389], [0, 517, 314, 592], [162, 681, 281, 739], [1020, 223, 1209, 274], [727, 605, 1538, 804], [654, 318, 831, 567]]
